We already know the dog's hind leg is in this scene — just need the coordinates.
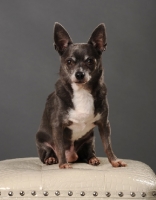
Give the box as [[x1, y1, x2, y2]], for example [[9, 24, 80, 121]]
[[37, 145, 58, 165], [36, 131, 58, 165]]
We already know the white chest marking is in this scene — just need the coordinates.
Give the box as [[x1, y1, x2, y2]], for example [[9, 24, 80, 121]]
[[68, 83, 101, 141]]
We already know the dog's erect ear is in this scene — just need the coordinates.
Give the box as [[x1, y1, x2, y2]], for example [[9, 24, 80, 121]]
[[54, 22, 73, 55], [88, 23, 107, 54]]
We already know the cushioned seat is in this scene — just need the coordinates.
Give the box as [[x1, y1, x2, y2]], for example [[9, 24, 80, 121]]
[[0, 157, 155, 199]]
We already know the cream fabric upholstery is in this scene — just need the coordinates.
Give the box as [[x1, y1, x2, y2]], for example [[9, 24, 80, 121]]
[[0, 157, 155, 199]]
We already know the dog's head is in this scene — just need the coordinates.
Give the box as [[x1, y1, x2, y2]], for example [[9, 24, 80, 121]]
[[54, 23, 107, 86]]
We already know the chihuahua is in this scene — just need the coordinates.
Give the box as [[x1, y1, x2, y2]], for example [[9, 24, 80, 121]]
[[36, 22, 126, 168]]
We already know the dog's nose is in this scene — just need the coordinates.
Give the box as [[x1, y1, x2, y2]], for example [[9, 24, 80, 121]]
[[75, 71, 85, 80]]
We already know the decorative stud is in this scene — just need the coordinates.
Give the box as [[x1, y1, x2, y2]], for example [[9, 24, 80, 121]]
[[130, 192, 136, 197], [43, 191, 49, 196], [68, 191, 73, 196], [55, 190, 60, 196], [80, 191, 85, 196], [8, 191, 13, 196], [153, 191, 156, 197], [93, 191, 98, 196], [118, 192, 124, 197], [141, 192, 146, 197], [31, 191, 36, 196], [106, 192, 111, 197], [20, 191, 25, 196]]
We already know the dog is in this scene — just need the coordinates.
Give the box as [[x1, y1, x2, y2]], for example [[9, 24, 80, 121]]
[[36, 22, 126, 169]]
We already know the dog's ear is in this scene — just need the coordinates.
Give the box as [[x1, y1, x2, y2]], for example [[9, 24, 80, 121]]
[[54, 22, 73, 55], [88, 23, 107, 54]]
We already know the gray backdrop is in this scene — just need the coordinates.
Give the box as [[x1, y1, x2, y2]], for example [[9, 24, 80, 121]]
[[0, 0, 156, 172]]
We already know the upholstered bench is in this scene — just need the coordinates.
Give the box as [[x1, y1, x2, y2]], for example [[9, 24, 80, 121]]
[[0, 157, 155, 199]]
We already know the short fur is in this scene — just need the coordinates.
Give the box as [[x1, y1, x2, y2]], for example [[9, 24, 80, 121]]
[[36, 22, 126, 168]]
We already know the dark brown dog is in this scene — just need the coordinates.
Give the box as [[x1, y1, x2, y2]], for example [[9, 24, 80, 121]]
[[36, 22, 126, 168]]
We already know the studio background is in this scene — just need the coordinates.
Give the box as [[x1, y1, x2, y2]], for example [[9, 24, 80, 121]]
[[0, 0, 156, 172]]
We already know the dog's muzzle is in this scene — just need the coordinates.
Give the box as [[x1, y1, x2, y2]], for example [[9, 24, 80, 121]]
[[75, 71, 85, 80]]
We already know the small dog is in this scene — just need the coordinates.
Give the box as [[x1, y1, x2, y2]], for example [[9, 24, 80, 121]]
[[36, 22, 126, 168]]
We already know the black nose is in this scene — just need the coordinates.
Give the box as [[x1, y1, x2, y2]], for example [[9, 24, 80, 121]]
[[75, 71, 85, 80]]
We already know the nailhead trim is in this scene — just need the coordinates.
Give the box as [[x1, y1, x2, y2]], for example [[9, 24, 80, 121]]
[[8, 191, 13, 196], [68, 191, 73, 196], [141, 192, 146, 197], [55, 190, 60, 196], [118, 192, 124, 197], [93, 191, 98, 196], [106, 192, 111, 197], [130, 192, 136, 197], [19, 191, 25, 196], [31, 191, 36, 196], [43, 191, 49, 196], [153, 191, 156, 197], [80, 191, 85, 196], [0, 190, 155, 197]]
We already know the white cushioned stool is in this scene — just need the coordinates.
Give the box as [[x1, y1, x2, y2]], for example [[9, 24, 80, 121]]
[[0, 157, 155, 199]]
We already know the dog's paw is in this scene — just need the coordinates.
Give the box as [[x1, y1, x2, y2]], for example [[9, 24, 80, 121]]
[[45, 157, 58, 165], [59, 163, 72, 169], [89, 157, 100, 166], [111, 159, 127, 167]]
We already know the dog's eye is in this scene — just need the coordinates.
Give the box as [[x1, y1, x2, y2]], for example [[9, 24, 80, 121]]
[[67, 59, 72, 65], [86, 58, 93, 65]]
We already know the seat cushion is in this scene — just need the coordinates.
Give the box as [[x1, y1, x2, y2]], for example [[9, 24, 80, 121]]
[[0, 157, 155, 199]]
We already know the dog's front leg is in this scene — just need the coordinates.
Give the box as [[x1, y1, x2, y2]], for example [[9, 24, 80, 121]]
[[52, 126, 72, 169], [98, 121, 126, 167]]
